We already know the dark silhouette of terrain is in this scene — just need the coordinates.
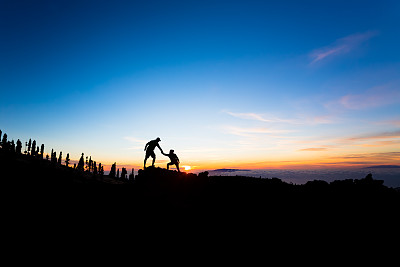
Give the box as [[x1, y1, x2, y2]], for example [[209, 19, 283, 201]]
[[1, 129, 399, 230], [3, 146, 398, 214]]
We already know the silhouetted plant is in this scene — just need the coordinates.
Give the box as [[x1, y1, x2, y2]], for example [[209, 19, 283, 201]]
[[10, 140, 15, 152], [0, 129, 2, 146], [88, 156, 92, 172], [93, 161, 97, 175], [46, 154, 49, 160], [85, 156, 89, 171], [65, 153, 70, 167], [2, 133, 8, 150], [117, 168, 120, 179], [77, 153, 85, 171], [51, 151, 57, 163], [27, 138, 31, 154], [58, 151, 62, 165], [109, 162, 116, 177], [32, 140, 36, 156], [121, 167, 127, 180], [98, 163, 104, 177], [16, 139, 22, 154], [129, 168, 134, 181], [40, 144, 44, 159]]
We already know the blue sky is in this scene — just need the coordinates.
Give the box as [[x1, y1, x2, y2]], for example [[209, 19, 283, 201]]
[[1, 0, 399, 171]]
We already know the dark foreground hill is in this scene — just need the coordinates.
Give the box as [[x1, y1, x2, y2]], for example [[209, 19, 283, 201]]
[[3, 148, 400, 246], [2, 149, 399, 217]]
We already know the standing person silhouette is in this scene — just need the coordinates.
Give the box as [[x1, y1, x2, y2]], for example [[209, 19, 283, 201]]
[[163, 149, 180, 172], [144, 137, 164, 168]]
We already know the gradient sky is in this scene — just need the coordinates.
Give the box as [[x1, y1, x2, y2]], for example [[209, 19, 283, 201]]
[[1, 0, 399, 172]]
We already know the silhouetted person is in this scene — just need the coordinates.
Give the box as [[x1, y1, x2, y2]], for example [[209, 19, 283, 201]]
[[163, 149, 180, 172], [144, 137, 164, 168]]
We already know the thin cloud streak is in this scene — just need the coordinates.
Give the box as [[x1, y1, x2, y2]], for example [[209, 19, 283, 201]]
[[298, 147, 329, 152], [345, 130, 400, 142], [124, 136, 147, 150], [221, 125, 293, 137], [297, 130, 400, 147], [309, 31, 378, 64], [359, 140, 400, 147], [339, 86, 400, 110], [223, 110, 333, 125], [222, 110, 295, 123]]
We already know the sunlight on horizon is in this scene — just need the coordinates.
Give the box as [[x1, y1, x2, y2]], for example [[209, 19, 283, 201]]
[[182, 165, 191, 171]]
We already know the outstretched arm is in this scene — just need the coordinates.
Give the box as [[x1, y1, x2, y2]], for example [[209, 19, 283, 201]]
[[157, 144, 164, 154]]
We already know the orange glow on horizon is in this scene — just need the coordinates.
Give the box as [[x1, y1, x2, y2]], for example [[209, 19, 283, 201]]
[[64, 148, 400, 173]]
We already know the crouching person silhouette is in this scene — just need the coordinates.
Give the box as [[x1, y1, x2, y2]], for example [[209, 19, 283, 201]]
[[144, 137, 164, 168], [163, 149, 180, 172]]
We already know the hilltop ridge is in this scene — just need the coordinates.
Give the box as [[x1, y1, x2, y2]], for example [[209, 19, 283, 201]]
[[1, 135, 399, 220]]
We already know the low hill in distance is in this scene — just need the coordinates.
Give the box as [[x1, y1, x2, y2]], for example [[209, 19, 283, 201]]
[[364, 165, 400, 168]]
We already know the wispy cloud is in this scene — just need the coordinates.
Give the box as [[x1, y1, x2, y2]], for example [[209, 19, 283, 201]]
[[309, 31, 378, 64], [223, 110, 329, 125], [345, 130, 400, 142], [359, 140, 400, 147], [124, 136, 147, 150], [381, 120, 400, 127], [222, 125, 292, 137], [339, 86, 400, 110], [339, 152, 400, 159], [222, 110, 295, 123], [325, 83, 400, 111], [298, 147, 329, 152]]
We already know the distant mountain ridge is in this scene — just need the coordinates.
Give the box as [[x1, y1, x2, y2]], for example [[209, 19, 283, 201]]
[[211, 168, 251, 172], [364, 165, 400, 169]]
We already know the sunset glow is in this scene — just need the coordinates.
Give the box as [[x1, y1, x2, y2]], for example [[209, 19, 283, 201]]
[[1, 1, 399, 185]]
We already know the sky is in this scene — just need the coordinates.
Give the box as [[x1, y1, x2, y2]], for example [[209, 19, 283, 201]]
[[1, 0, 399, 172]]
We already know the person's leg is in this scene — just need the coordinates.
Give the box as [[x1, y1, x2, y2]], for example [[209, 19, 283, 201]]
[[144, 155, 148, 168], [176, 163, 180, 172], [167, 163, 171, 170], [149, 151, 155, 167]]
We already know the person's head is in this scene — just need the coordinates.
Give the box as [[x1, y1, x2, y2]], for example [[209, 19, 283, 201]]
[[156, 137, 161, 142], [170, 149, 174, 154]]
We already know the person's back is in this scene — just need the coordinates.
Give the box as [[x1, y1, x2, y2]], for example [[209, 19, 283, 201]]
[[146, 140, 158, 151], [169, 152, 179, 163]]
